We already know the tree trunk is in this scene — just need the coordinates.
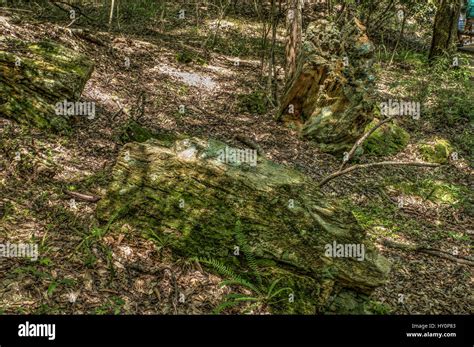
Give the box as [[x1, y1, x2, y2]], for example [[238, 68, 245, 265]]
[[108, 0, 115, 29], [0, 40, 94, 131], [285, 0, 303, 82], [429, 0, 462, 60]]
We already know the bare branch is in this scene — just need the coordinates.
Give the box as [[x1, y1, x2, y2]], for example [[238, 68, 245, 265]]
[[380, 238, 474, 266], [339, 115, 397, 171], [65, 190, 101, 203], [318, 161, 441, 188]]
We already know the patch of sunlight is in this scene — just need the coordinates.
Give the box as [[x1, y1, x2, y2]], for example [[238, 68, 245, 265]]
[[390, 179, 465, 205], [153, 64, 217, 90]]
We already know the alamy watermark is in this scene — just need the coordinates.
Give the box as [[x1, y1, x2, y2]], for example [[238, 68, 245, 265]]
[[380, 99, 421, 120], [324, 241, 365, 261], [55, 100, 96, 120], [0, 242, 38, 261], [217, 145, 257, 167]]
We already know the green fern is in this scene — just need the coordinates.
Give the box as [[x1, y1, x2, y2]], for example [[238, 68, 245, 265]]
[[193, 220, 294, 314], [234, 220, 262, 286], [192, 257, 237, 279]]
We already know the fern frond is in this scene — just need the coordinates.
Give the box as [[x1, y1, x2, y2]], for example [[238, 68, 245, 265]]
[[220, 279, 261, 294], [213, 300, 242, 314], [268, 287, 293, 300], [267, 277, 284, 296], [193, 257, 237, 279], [234, 220, 262, 287]]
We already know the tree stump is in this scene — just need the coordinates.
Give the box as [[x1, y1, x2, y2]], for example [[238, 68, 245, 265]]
[[277, 18, 376, 154]]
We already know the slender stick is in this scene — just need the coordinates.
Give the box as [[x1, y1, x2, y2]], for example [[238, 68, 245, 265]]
[[339, 115, 397, 171], [108, 0, 115, 29], [65, 190, 101, 202], [318, 161, 441, 188]]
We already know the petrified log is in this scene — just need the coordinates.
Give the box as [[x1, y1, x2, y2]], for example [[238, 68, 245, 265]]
[[277, 18, 376, 154], [0, 40, 94, 131], [97, 135, 390, 314]]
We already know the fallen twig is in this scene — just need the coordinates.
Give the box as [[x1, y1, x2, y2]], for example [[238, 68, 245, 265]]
[[0, 7, 33, 12], [380, 238, 474, 266], [318, 161, 441, 187], [339, 115, 397, 171], [65, 190, 101, 202]]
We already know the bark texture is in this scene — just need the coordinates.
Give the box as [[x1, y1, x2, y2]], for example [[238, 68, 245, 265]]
[[429, 0, 462, 60], [277, 18, 376, 154]]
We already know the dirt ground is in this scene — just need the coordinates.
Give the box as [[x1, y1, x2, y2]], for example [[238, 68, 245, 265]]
[[0, 12, 472, 315]]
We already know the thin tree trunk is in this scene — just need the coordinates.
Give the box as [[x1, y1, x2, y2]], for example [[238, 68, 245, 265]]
[[389, 9, 407, 66], [108, 0, 115, 30], [429, 0, 462, 60], [285, 0, 303, 81]]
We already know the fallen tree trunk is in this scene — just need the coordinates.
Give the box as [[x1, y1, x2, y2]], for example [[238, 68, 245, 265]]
[[97, 135, 391, 314], [0, 39, 94, 131]]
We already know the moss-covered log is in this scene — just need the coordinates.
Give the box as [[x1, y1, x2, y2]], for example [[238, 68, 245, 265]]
[[277, 18, 376, 154], [0, 40, 94, 131], [97, 136, 390, 314]]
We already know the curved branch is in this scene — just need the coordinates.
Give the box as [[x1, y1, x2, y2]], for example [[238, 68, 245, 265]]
[[339, 114, 397, 171], [318, 161, 441, 188]]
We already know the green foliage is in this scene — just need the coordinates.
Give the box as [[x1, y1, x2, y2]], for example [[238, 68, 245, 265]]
[[176, 51, 194, 64], [413, 55, 473, 125], [214, 277, 293, 314], [94, 296, 125, 315], [393, 179, 468, 206], [365, 300, 392, 314], [146, 230, 175, 254], [237, 91, 268, 115], [194, 221, 293, 314], [234, 220, 262, 286]]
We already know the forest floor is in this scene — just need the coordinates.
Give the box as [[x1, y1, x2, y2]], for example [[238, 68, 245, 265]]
[[0, 11, 472, 314]]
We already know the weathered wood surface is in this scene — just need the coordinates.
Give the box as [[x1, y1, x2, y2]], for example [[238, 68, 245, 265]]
[[97, 136, 391, 313], [278, 18, 376, 154]]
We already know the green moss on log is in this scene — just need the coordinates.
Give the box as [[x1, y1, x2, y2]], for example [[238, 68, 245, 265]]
[[0, 40, 94, 131], [97, 136, 390, 314]]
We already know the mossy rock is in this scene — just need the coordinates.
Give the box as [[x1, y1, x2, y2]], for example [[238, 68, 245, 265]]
[[277, 18, 376, 154], [97, 136, 390, 314], [393, 179, 466, 205], [0, 40, 94, 131], [419, 139, 453, 164], [363, 119, 410, 156]]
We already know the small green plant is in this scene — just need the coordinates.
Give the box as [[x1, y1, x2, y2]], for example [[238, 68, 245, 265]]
[[366, 300, 392, 314], [195, 220, 293, 314], [176, 51, 194, 64], [94, 296, 125, 315], [146, 230, 174, 254], [237, 91, 268, 115]]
